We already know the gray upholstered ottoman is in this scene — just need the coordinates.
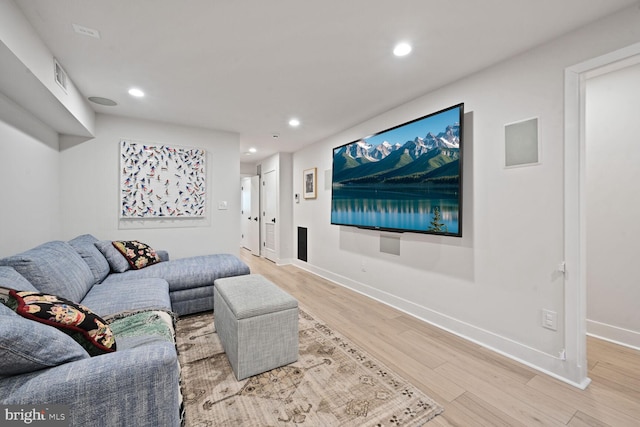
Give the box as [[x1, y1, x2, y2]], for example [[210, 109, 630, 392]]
[[213, 274, 299, 380]]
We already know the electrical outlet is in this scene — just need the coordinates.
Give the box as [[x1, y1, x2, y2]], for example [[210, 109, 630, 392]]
[[360, 260, 367, 272], [542, 309, 557, 331]]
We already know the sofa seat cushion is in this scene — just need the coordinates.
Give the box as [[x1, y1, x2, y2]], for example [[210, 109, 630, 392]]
[[108, 310, 175, 350], [0, 312, 90, 377], [0, 241, 94, 303], [68, 234, 111, 284], [80, 278, 172, 318], [101, 253, 250, 293]]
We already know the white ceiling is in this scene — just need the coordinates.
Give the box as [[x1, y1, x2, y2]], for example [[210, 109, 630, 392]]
[[15, 0, 638, 162]]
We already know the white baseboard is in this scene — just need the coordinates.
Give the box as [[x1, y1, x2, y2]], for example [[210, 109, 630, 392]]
[[292, 259, 590, 389], [587, 319, 640, 351]]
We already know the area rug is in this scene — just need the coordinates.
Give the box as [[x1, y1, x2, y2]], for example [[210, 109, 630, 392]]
[[175, 307, 443, 426]]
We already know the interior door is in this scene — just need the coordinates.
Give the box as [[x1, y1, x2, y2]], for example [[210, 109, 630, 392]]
[[247, 175, 260, 254], [240, 176, 261, 254], [262, 169, 277, 262]]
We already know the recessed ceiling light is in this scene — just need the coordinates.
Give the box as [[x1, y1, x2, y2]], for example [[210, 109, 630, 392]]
[[128, 88, 145, 97], [248, 147, 257, 153], [289, 118, 300, 127], [393, 42, 412, 57]]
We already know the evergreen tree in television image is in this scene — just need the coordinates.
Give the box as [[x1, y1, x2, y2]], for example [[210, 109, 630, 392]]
[[428, 206, 447, 233]]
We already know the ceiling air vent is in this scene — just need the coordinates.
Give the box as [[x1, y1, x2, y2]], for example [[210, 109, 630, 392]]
[[53, 58, 68, 93], [72, 23, 100, 39]]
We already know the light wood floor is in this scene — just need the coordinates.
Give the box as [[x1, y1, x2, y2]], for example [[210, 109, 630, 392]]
[[240, 250, 640, 426]]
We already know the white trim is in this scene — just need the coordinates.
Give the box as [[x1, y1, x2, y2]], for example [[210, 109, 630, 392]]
[[587, 320, 640, 351], [292, 259, 592, 390], [275, 257, 293, 266], [563, 41, 640, 387], [588, 333, 640, 352]]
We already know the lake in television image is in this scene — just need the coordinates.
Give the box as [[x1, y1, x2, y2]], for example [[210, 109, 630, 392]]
[[331, 103, 463, 236]]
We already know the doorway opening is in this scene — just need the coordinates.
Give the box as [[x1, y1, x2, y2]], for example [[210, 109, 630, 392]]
[[563, 41, 640, 388]]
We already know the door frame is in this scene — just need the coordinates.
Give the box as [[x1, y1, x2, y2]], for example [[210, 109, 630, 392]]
[[563, 41, 640, 388]]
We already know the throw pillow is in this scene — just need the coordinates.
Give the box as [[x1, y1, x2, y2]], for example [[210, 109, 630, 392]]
[[0, 266, 39, 293], [0, 314, 90, 377], [0, 287, 116, 357], [94, 240, 131, 273], [112, 240, 161, 270]]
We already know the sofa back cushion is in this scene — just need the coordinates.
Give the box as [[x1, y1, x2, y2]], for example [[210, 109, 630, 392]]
[[68, 234, 110, 284], [0, 241, 94, 302], [94, 240, 131, 273], [0, 266, 39, 292]]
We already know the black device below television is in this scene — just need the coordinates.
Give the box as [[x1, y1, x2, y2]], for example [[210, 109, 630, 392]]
[[331, 103, 464, 237]]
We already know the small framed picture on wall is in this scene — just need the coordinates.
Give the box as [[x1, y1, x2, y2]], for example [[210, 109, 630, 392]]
[[303, 167, 317, 199]]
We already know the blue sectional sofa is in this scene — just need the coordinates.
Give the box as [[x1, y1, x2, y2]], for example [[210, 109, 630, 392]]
[[0, 234, 250, 426]]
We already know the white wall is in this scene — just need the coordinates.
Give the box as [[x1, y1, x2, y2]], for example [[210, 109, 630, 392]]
[[240, 161, 258, 176], [0, 0, 94, 136], [292, 6, 640, 384], [0, 0, 94, 257], [0, 95, 61, 257], [586, 61, 640, 349], [59, 114, 242, 259]]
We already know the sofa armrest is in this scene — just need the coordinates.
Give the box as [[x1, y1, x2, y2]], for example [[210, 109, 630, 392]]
[[157, 250, 170, 262], [0, 342, 181, 427]]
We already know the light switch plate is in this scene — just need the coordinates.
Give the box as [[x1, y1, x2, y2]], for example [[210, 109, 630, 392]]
[[542, 309, 557, 331]]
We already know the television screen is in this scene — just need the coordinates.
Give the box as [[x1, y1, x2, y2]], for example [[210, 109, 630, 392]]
[[331, 103, 463, 236]]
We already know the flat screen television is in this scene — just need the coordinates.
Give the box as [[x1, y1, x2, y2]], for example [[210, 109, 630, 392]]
[[331, 103, 464, 236]]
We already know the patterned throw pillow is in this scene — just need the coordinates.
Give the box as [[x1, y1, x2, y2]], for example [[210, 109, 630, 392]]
[[112, 240, 161, 270], [1, 288, 116, 357]]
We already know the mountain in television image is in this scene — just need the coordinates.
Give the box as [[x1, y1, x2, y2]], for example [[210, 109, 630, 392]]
[[331, 103, 463, 236]]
